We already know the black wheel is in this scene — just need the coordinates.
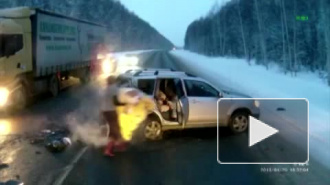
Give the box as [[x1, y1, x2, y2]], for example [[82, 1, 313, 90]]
[[49, 75, 59, 97], [144, 118, 163, 141], [229, 112, 249, 134], [80, 69, 91, 84], [11, 84, 28, 111]]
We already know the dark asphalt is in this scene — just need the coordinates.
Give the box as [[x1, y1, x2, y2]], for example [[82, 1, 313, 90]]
[[0, 51, 329, 185]]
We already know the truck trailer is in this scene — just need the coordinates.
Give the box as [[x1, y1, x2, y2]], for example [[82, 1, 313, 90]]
[[0, 7, 107, 110]]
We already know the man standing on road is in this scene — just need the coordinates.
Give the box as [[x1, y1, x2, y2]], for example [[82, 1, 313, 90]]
[[101, 76, 122, 157], [101, 76, 144, 157]]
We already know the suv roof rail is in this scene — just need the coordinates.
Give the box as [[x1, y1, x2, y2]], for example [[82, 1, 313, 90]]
[[143, 68, 171, 71], [125, 69, 133, 73], [154, 70, 186, 76], [133, 71, 143, 76], [131, 69, 190, 77], [185, 73, 195, 77]]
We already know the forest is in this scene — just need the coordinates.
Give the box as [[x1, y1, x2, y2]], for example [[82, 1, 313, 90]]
[[0, 0, 173, 51], [184, 0, 330, 85]]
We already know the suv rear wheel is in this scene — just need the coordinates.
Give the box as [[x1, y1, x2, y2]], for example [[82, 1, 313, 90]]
[[229, 112, 249, 134]]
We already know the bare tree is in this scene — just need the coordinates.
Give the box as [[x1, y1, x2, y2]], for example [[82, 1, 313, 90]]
[[215, 15, 223, 55], [221, 10, 227, 56], [280, 3, 287, 73], [292, 0, 297, 76], [237, 0, 248, 63], [320, 0, 330, 85], [254, 0, 268, 69], [281, 0, 292, 73]]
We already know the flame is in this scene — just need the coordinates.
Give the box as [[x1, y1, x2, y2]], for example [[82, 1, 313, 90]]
[[117, 97, 155, 141], [0, 120, 11, 135], [0, 88, 9, 106]]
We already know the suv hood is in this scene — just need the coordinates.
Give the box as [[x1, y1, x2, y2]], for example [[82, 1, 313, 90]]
[[222, 89, 251, 98]]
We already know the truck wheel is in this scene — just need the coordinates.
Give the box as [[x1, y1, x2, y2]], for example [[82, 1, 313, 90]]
[[80, 69, 91, 84], [12, 84, 27, 111], [144, 118, 163, 141], [49, 75, 59, 97], [229, 112, 249, 134]]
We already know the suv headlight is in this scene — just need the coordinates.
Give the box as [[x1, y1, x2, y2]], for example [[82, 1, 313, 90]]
[[254, 100, 260, 108], [0, 88, 9, 106]]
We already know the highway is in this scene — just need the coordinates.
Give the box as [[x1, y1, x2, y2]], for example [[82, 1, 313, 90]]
[[0, 51, 329, 185]]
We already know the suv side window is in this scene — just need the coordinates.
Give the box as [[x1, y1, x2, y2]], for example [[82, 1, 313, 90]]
[[137, 79, 155, 95], [173, 79, 184, 98], [184, 80, 218, 97]]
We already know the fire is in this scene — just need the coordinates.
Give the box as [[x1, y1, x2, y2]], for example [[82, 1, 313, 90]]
[[0, 88, 9, 107], [0, 120, 11, 135], [117, 97, 155, 141]]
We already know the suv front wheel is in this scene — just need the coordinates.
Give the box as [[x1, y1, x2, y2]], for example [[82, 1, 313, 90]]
[[144, 118, 163, 141], [229, 112, 249, 134]]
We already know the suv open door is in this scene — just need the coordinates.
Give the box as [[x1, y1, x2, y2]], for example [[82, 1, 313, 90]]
[[174, 78, 189, 126], [177, 96, 189, 126]]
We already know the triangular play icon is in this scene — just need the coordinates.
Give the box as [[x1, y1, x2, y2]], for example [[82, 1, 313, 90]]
[[249, 116, 279, 147]]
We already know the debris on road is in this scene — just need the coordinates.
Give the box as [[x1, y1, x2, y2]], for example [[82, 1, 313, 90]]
[[0, 163, 9, 170], [0, 180, 24, 185], [29, 128, 72, 153], [15, 175, 20, 180], [276, 107, 286, 111], [45, 136, 71, 153], [35, 151, 41, 155], [41, 129, 51, 134]]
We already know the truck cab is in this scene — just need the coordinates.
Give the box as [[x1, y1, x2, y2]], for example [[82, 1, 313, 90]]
[[0, 8, 33, 109], [0, 7, 107, 111]]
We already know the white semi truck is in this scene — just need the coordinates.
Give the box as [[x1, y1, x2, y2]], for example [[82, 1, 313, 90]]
[[0, 7, 107, 110]]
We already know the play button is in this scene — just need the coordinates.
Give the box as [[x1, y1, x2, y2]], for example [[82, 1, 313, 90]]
[[218, 98, 308, 164], [249, 116, 279, 147]]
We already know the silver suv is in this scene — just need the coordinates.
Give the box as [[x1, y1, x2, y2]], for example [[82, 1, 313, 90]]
[[117, 69, 260, 140]]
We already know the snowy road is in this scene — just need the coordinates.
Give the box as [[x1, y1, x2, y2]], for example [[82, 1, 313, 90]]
[[62, 51, 329, 185], [170, 50, 330, 168], [0, 51, 329, 185]]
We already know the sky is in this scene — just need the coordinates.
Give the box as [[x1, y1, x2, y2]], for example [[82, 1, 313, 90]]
[[120, 0, 229, 47]]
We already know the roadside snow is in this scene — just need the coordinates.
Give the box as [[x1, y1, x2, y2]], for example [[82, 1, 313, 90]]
[[171, 50, 330, 166], [112, 49, 157, 58]]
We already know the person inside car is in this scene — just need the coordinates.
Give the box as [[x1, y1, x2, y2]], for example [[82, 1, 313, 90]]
[[156, 90, 170, 113], [164, 80, 178, 120]]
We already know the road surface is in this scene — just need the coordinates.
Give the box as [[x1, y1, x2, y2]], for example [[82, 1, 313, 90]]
[[0, 51, 329, 185]]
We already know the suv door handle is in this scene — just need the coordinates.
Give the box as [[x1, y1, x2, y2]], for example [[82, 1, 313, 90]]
[[192, 99, 199, 103]]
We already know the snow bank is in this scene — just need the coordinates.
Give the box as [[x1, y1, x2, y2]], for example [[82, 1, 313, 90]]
[[171, 50, 330, 165], [112, 49, 158, 58]]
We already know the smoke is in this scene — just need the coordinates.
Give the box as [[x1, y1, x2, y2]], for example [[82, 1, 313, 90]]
[[66, 114, 108, 148], [64, 83, 109, 148]]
